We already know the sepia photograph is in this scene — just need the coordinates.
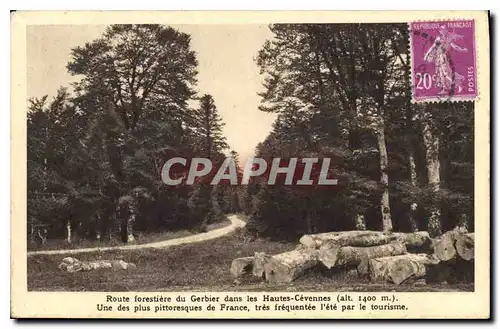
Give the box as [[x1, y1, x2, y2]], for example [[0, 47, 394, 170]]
[[11, 10, 490, 319]]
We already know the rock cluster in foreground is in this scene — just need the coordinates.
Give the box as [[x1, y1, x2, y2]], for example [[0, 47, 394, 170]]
[[58, 257, 137, 273]]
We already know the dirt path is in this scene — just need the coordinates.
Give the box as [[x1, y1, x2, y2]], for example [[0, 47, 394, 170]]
[[27, 215, 246, 256]]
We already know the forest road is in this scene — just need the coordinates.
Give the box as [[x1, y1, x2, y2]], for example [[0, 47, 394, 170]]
[[27, 214, 246, 256]]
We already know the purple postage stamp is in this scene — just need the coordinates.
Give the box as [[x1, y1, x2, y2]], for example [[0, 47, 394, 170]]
[[410, 20, 477, 102]]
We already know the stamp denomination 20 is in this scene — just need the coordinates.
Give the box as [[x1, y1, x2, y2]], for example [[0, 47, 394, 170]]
[[410, 20, 477, 102]]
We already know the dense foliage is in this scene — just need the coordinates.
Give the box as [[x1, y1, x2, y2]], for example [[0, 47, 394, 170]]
[[244, 24, 474, 240], [27, 25, 237, 245], [27, 23, 474, 246]]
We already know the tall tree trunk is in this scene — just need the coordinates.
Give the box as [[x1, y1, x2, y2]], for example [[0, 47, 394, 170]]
[[421, 110, 442, 237], [66, 220, 72, 243], [306, 212, 313, 234], [355, 214, 367, 230], [95, 214, 101, 240], [124, 199, 137, 243], [126, 213, 136, 243], [29, 223, 36, 245], [113, 216, 119, 241], [408, 151, 419, 232], [376, 127, 393, 232], [205, 104, 212, 159], [305, 196, 317, 234], [99, 202, 112, 241], [403, 56, 419, 233]]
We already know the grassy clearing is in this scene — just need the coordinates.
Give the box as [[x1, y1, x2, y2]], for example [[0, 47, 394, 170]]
[[27, 228, 294, 291], [27, 219, 232, 252], [27, 228, 473, 292]]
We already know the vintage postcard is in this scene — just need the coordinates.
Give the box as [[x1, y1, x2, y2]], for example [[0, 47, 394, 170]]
[[11, 11, 490, 319]]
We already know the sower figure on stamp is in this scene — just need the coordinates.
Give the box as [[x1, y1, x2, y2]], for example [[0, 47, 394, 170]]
[[424, 25, 468, 95]]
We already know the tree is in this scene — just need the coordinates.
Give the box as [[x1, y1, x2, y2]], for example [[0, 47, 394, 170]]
[[227, 150, 243, 213], [251, 23, 474, 239], [27, 25, 234, 245], [182, 94, 230, 227], [66, 24, 199, 242], [256, 24, 409, 231], [67, 24, 198, 133], [27, 88, 92, 243], [187, 184, 214, 232], [190, 94, 229, 158]]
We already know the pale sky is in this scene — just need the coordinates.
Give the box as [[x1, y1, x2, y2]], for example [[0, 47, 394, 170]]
[[27, 24, 277, 162]]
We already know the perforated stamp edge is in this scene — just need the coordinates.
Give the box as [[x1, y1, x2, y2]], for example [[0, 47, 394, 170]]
[[408, 19, 479, 104]]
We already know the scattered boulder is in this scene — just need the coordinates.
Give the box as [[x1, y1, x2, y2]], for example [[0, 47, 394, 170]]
[[61, 256, 79, 264], [58, 257, 137, 273]]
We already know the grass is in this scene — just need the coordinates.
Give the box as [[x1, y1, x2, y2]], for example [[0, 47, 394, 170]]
[[27, 228, 473, 292], [27, 219, 232, 252]]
